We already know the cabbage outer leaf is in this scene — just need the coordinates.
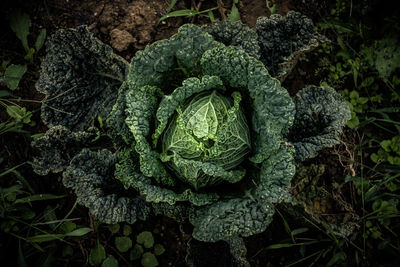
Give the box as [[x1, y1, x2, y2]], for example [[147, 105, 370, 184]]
[[190, 145, 295, 242], [37, 26, 128, 131], [115, 148, 219, 206], [288, 86, 351, 162], [203, 20, 260, 59], [256, 11, 327, 81], [63, 149, 150, 224], [31, 126, 97, 175]]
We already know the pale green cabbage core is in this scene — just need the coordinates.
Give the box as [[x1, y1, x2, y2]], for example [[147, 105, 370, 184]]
[[161, 90, 251, 190]]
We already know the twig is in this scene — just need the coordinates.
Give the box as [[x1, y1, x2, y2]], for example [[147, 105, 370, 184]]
[[218, 0, 225, 20]]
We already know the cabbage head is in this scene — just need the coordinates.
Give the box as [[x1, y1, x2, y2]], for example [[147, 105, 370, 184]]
[[32, 18, 349, 246]]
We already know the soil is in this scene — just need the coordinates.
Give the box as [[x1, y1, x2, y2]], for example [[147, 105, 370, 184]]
[[0, 0, 363, 266]]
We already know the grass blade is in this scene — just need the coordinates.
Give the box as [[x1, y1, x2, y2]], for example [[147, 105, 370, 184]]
[[14, 194, 65, 204]]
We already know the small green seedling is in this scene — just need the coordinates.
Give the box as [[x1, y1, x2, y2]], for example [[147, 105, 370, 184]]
[[371, 135, 400, 165], [89, 241, 106, 266], [8, 9, 46, 63], [129, 231, 165, 267], [101, 255, 118, 267], [115, 236, 132, 253], [136, 231, 154, 249], [229, 0, 240, 23], [266, 0, 276, 14]]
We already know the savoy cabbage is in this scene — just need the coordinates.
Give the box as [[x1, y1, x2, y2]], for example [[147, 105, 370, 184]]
[[32, 11, 350, 264]]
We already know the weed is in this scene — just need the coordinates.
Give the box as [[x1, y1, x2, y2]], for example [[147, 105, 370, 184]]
[[8, 9, 46, 63]]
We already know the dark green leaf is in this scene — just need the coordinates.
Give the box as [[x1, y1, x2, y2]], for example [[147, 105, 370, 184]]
[[154, 244, 165, 256], [9, 10, 31, 52], [26, 234, 63, 243], [89, 242, 106, 266], [14, 194, 65, 204], [6, 105, 28, 121], [115, 236, 132, 253], [24, 48, 35, 63], [141, 252, 158, 267], [41, 250, 55, 267], [136, 231, 154, 249], [60, 221, 77, 234], [10, 170, 33, 193], [101, 255, 118, 267], [123, 224, 132, 236], [291, 228, 309, 237], [0, 90, 14, 97], [18, 241, 27, 267], [157, 7, 218, 24], [229, 3, 240, 23], [65, 227, 92, 237], [326, 251, 346, 267], [3, 64, 27, 90], [266, 241, 319, 250], [0, 184, 23, 194], [21, 209, 35, 220], [167, 0, 178, 13], [35, 29, 47, 52], [1, 60, 9, 72], [130, 244, 144, 261], [107, 224, 120, 234], [43, 206, 57, 230], [62, 245, 74, 257]]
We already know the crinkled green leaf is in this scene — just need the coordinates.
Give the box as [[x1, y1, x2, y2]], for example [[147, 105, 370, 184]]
[[191, 145, 295, 242], [31, 126, 97, 175], [128, 24, 215, 88], [106, 83, 134, 147], [168, 155, 246, 189], [256, 11, 327, 81], [375, 38, 400, 79], [191, 196, 275, 242], [287, 164, 359, 238], [201, 44, 295, 163], [124, 85, 174, 186], [256, 145, 296, 202], [63, 149, 150, 224], [36, 22, 305, 244], [115, 149, 218, 206], [153, 75, 224, 146], [288, 86, 351, 162], [203, 20, 260, 59], [152, 202, 191, 222], [37, 26, 128, 131], [162, 90, 250, 189]]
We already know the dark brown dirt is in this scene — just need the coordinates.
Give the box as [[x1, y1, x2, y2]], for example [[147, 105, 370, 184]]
[[80, 0, 170, 51], [239, 0, 269, 27]]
